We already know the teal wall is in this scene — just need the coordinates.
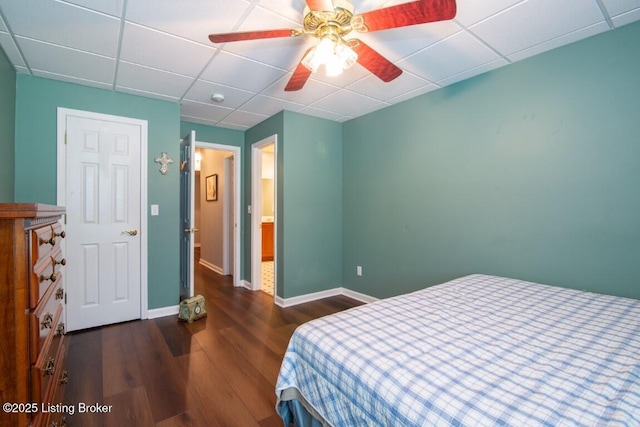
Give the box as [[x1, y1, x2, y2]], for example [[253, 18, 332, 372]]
[[14, 75, 181, 309], [343, 21, 640, 300], [245, 112, 285, 294], [0, 46, 15, 202], [245, 111, 343, 298]]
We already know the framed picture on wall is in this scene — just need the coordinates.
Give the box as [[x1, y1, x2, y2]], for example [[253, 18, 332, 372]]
[[206, 174, 218, 201]]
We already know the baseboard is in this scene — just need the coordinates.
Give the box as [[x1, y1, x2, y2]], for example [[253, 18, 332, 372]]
[[147, 305, 179, 319], [274, 287, 378, 308], [199, 258, 223, 275]]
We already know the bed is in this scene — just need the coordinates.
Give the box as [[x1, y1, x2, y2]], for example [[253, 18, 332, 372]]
[[275, 274, 640, 426]]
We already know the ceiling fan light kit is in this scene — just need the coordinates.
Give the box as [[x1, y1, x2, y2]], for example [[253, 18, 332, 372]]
[[208, 0, 457, 91]]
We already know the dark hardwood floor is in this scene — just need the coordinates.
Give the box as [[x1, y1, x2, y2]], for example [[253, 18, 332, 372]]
[[63, 254, 362, 426]]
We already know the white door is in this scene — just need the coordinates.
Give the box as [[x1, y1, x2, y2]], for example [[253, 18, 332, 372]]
[[63, 112, 146, 331], [180, 131, 195, 300]]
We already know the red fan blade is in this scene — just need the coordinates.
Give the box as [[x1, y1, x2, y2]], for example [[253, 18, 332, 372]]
[[349, 39, 402, 82], [285, 49, 313, 91], [306, 0, 334, 11], [209, 29, 300, 43], [352, 0, 456, 33]]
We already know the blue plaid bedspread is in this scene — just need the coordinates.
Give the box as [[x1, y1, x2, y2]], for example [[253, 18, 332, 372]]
[[276, 274, 640, 426]]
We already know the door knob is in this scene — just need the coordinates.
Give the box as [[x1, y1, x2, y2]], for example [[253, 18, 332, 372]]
[[184, 228, 199, 233], [123, 229, 138, 236]]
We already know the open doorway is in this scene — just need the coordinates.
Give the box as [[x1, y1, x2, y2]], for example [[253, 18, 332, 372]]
[[193, 142, 242, 287], [252, 135, 277, 297]]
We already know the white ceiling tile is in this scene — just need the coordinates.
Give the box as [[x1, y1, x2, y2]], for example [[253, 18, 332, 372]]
[[32, 68, 113, 90], [612, 7, 640, 26], [601, 0, 640, 16], [386, 84, 440, 104], [237, 4, 300, 31], [200, 51, 289, 92], [1, 0, 638, 130], [398, 31, 500, 82], [1, 0, 120, 57], [311, 89, 381, 115], [256, 0, 306, 21], [181, 100, 234, 123], [0, 32, 26, 67], [347, 72, 433, 102], [507, 21, 609, 62], [352, 20, 461, 63], [125, 0, 252, 44], [183, 79, 256, 108], [61, 0, 124, 17], [436, 58, 509, 86], [221, 35, 314, 70], [262, 74, 340, 104], [469, 0, 606, 56], [16, 36, 115, 83], [454, 0, 524, 26], [297, 105, 345, 121], [222, 109, 269, 128], [120, 23, 215, 77], [240, 94, 304, 116], [116, 61, 194, 98]]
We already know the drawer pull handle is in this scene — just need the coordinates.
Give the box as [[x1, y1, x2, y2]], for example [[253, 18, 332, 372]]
[[60, 370, 69, 385], [54, 257, 67, 266], [55, 287, 64, 300], [56, 322, 66, 335], [54, 230, 66, 239], [40, 235, 56, 246], [41, 313, 53, 329], [44, 357, 55, 376], [40, 272, 58, 283]]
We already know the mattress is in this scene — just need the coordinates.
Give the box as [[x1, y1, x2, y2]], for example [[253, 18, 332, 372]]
[[275, 274, 640, 426]]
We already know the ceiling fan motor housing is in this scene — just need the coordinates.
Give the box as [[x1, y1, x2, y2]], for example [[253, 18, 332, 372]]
[[303, 0, 355, 39]]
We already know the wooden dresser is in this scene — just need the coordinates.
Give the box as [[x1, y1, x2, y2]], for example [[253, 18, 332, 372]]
[[0, 204, 68, 427]]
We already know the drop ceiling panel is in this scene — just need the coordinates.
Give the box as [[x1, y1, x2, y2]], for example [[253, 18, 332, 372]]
[[1, 0, 120, 57], [240, 94, 305, 116], [399, 31, 501, 82], [116, 61, 194, 98], [184, 79, 256, 108], [200, 51, 288, 92], [125, 0, 252, 43], [0, 32, 25, 67], [0, 0, 637, 130], [17, 37, 115, 83], [120, 23, 215, 77], [469, 0, 606, 56], [601, 0, 640, 16], [63, 0, 124, 17]]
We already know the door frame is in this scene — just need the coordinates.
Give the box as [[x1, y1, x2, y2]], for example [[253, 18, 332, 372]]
[[195, 141, 242, 286], [56, 107, 149, 320], [251, 135, 277, 296]]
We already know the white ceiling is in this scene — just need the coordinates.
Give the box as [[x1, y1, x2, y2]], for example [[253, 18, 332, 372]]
[[1, 0, 639, 131]]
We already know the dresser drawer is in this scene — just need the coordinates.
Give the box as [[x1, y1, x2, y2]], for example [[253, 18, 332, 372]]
[[31, 328, 66, 405], [30, 247, 65, 309], [32, 225, 58, 262], [30, 280, 65, 364], [31, 343, 68, 427]]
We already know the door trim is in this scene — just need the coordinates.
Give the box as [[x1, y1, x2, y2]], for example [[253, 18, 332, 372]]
[[251, 135, 277, 297], [56, 107, 149, 320], [195, 141, 242, 286]]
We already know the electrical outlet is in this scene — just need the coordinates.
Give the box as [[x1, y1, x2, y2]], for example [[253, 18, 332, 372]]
[[357, 266, 362, 276]]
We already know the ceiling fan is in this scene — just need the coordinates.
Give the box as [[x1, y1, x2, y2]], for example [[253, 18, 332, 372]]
[[208, 0, 457, 91]]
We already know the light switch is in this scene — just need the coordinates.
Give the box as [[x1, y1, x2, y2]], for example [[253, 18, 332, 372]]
[[151, 204, 159, 216]]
